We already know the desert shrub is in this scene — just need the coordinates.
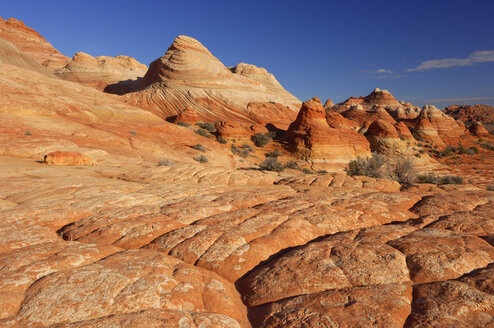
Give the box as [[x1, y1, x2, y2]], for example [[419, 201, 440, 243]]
[[231, 144, 239, 155], [239, 149, 251, 157], [465, 148, 475, 155], [157, 158, 174, 167], [284, 161, 300, 170], [487, 185, 494, 191], [456, 145, 467, 154], [345, 153, 387, 179], [176, 121, 191, 127], [196, 122, 216, 133], [317, 169, 328, 174], [416, 174, 440, 184], [217, 136, 227, 144], [441, 146, 453, 157], [191, 144, 206, 152], [259, 157, 284, 172], [480, 143, 494, 151], [417, 143, 424, 147], [130, 130, 138, 136], [240, 144, 253, 150], [193, 155, 208, 163], [470, 146, 479, 154], [387, 157, 417, 185], [265, 149, 281, 158], [252, 133, 271, 147], [302, 168, 314, 174], [24, 131, 31, 136], [439, 175, 463, 185], [194, 128, 211, 138]]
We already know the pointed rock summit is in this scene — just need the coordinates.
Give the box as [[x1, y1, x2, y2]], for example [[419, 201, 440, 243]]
[[285, 98, 370, 165], [127, 35, 300, 126], [469, 122, 490, 137]]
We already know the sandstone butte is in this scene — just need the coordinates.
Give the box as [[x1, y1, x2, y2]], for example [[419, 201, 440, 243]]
[[0, 17, 493, 328]]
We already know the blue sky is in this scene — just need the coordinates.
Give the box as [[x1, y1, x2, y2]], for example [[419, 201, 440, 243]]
[[1, 0, 494, 107]]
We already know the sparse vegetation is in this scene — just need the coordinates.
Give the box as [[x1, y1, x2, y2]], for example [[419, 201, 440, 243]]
[[302, 168, 314, 174], [194, 128, 211, 138], [196, 122, 216, 133], [231, 144, 239, 155], [130, 130, 138, 136], [24, 131, 31, 136], [487, 185, 494, 191], [416, 173, 464, 185], [239, 149, 251, 157], [346, 153, 417, 185], [259, 157, 284, 172], [216, 136, 227, 144], [265, 149, 281, 158], [345, 153, 387, 179], [283, 161, 300, 170], [193, 154, 208, 163], [157, 158, 174, 167], [191, 144, 206, 152], [176, 121, 191, 127], [252, 133, 271, 147]]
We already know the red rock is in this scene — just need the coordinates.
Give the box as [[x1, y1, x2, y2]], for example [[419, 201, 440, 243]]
[[44, 151, 94, 166], [0, 17, 68, 69], [469, 121, 490, 137], [323, 98, 334, 108], [125, 35, 300, 124], [215, 120, 268, 139], [56, 52, 147, 92], [170, 107, 201, 124], [444, 104, 494, 124], [285, 97, 371, 164], [363, 88, 401, 107]]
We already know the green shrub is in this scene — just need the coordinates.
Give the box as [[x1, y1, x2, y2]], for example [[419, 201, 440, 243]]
[[387, 157, 417, 185], [317, 169, 328, 174], [191, 144, 206, 152], [284, 161, 300, 170], [302, 168, 314, 174], [265, 149, 281, 158], [130, 130, 138, 136], [345, 153, 387, 179], [194, 128, 211, 138], [231, 144, 239, 155], [439, 175, 463, 185], [193, 155, 208, 163], [416, 174, 440, 184], [259, 157, 284, 172], [470, 146, 479, 154], [252, 133, 271, 147], [217, 136, 227, 144], [196, 122, 216, 133], [239, 149, 251, 157], [24, 131, 32, 136], [176, 121, 191, 127]]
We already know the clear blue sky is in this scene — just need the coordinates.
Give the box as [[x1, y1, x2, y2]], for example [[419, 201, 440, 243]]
[[2, 0, 494, 107]]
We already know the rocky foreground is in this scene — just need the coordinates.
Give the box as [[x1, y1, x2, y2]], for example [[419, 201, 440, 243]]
[[0, 158, 493, 327]]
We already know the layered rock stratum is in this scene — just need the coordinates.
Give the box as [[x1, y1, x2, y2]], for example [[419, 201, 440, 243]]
[[125, 35, 301, 126]]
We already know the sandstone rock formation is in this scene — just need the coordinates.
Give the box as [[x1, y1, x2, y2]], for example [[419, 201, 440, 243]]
[[56, 52, 148, 92], [169, 107, 201, 124], [444, 104, 494, 124], [1, 16, 493, 328], [125, 35, 300, 126], [44, 151, 94, 166], [285, 97, 371, 165], [364, 119, 410, 154], [0, 17, 68, 69], [215, 121, 268, 139], [469, 121, 490, 137]]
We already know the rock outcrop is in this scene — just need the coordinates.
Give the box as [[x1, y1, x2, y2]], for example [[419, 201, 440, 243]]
[[469, 121, 490, 137], [285, 97, 370, 165], [125, 35, 300, 126], [44, 151, 95, 166], [215, 121, 268, 139], [169, 107, 201, 124], [0, 17, 68, 69], [364, 119, 410, 154], [56, 52, 147, 92], [444, 104, 494, 124]]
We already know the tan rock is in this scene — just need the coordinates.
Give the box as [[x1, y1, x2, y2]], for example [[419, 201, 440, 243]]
[[44, 151, 95, 166]]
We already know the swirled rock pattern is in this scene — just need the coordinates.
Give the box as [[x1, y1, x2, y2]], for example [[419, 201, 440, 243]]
[[125, 35, 300, 125]]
